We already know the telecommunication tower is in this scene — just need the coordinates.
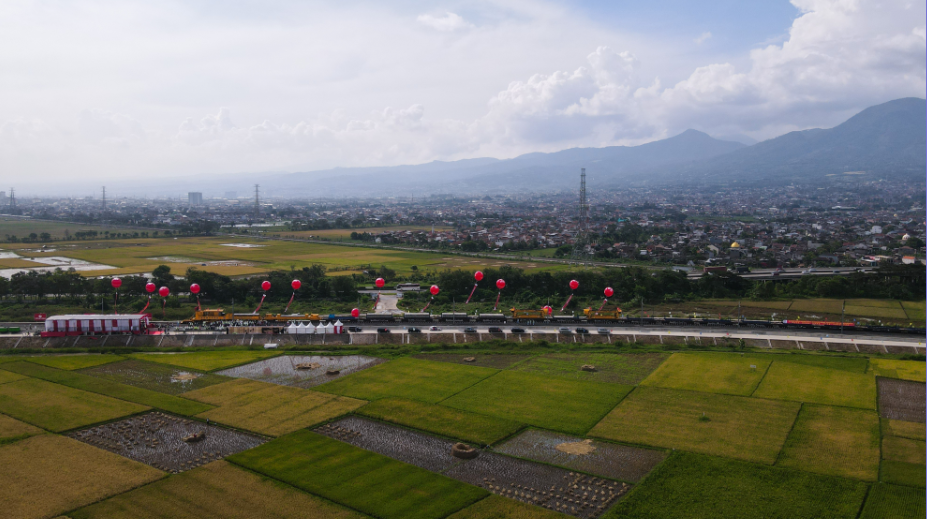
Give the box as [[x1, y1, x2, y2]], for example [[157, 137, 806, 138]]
[[254, 184, 260, 219], [101, 186, 106, 215], [570, 168, 590, 264], [8, 188, 14, 213]]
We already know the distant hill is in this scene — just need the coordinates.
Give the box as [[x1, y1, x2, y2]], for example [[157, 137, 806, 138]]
[[258, 97, 926, 196]]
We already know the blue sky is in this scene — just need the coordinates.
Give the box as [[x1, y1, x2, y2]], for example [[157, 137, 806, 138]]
[[0, 0, 922, 189]]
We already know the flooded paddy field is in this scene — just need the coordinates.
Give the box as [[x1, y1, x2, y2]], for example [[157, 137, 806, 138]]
[[494, 429, 665, 482], [411, 353, 534, 369], [80, 360, 231, 395], [68, 411, 265, 473], [316, 416, 629, 518], [878, 378, 926, 423], [216, 355, 386, 389]]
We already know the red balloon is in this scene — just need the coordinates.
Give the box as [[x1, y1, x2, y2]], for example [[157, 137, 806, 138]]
[[190, 283, 200, 294], [351, 308, 360, 318], [291, 279, 301, 290], [430, 285, 440, 296], [145, 282, 156, 293], [158, 286, 170, 297], [261, 281, 271, 291], [496, 279, 506, 290], [604, 287, 614, 298], [569, 279, 579, 290], [474, 271, 484, 282], [542, 305, 552, 315], [375, 278, 385, 288], [110, 277, 122, 289]]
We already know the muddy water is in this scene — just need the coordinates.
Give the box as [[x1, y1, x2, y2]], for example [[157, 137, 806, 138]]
[[68, 412, 265, 473], [216, 355, 386, 389], [878, 378, 926, 423], [494, 429, 665, 483], [316, 417, 628, 518], [81, 360, 229, 395]]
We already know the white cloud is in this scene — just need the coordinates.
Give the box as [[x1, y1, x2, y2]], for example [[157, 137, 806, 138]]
[[416, 12, 471, 32], [694, 31, 712, 44]]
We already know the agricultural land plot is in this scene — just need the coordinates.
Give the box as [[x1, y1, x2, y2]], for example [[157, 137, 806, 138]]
[[357, 397, 524, 445], [447, 495, 568, 519], [605, 452, 868, 519], [495, 429, 666, 483], [877, 378, 926, 423], [590, 386, 800, 464], [229, 429, 488, 519], [753, 361, 877, 409], [215, 354, 385, 388], [0, 377, 148, 432], [880, 460, 926, 488], [869, 359, 926, 382], [0, 368, 26, 385], [900, 301, 925, 321], [412, 353, 535, 369], [882, 419, 925, 441], [510, 353, 669, 385], [788, 298, 846, 314], [0, 258, 48, 268], [881, 435, 925, 466], [859, 483, 926, 519], [70, 460, 366, 519], [80, 359, 230, 395], [0, 218, 143, 239], [126, 350, 281, 372], [639, 353, 770, 396], [1, 361, 213, 416], [745, 353, 868, 373], [443, 371, 633, 436], [27, 354, 125, 370], [0, 413, 43, 444], [68, 412, 265, 473], [183, 378, 365, 436], [776, 404, 880, 480], [0, 434, 163, 519], [316, 357, 498, 403]]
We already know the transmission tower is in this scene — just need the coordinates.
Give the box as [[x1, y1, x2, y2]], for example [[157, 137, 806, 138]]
[[8, 188, 14, 213], [101, 186, 106, 216], [570, 168, 590, 264], [253, 184, 260, 219]]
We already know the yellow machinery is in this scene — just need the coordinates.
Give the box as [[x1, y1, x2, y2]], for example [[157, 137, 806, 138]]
[[583, 307, 623, 320], [510, 308, 549, 320], [184, 309, 323, 324]]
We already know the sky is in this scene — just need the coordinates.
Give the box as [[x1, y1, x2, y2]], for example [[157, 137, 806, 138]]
[[0, 0, 923, 193]]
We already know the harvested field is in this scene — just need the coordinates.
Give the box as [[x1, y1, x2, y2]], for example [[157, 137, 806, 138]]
[[510, 353, 669, 385], [882, 419, 926, 441], [495, 429, 665, 483], [412, 353, 534, 369], [316, 416, 462, 472], [753, 362, 876, 409], [877, 378, 926, 423], [443, 371, 632, 436], [229, 429, 488, 519], [357, 397, 524, 444], [80, 359, 230, 395], [880, 460, 926, 488], [126, 351, 280, 372], [215, 354, 385, 388], [0, 377, 148, 432], [590, 386, 800, 464], [28, 354, 125, 370], [605, 451, 868, 519], [0, 413, 42, 444], [0, 434, 163, 519], [869, 359, 926, 382], [183, 378, 365, 436], [859, 483, 926, 519], [316, 357, 498, 403], [68, 411, 264, 473], [69, 460, 366, 519], [640, 353, 770, 396], [881, 435, 925, 465], [777, 404, 880, 480], [447, 495, 568, 519], [445, 449, 630, 518], [1, 361, 213, 416]]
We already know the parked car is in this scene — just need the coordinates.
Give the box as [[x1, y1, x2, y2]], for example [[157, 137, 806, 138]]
[[511, 327, 526, 333], [488, 327, 503, 333], [575, 328, 589, 334], [377, 327, 390, 333], [559, 327, 572, 334], [347, 326, 363, 332], [408, 327, 421, 333], [597, 328, 610, 334], [464, 327, 477, 333]]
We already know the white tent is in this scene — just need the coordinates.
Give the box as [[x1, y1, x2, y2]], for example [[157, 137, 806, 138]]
[[286, 323, 298, 335], [317, 322, 327, 334], [324, 322, 335, 334], [306, 323, 318, 334], [297, 323, 307, 334]]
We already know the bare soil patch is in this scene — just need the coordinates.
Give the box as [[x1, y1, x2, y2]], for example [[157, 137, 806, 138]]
[[68, 411, 265, 473], [495, 429, 665, 483], [216, 355, 385, 388], [878, 378, 926, 423]]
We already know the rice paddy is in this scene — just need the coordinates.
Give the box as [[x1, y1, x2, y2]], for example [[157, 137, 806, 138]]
[[126, 351, 281, 372], [509, 353, 669, 385], [776, 404, 880, 480], [640, 352, 770, 396], [753, 361, 877, 409]]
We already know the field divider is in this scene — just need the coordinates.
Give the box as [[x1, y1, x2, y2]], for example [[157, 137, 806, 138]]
[[434, 369, 505, 406], [772, 402, 803, 467], [749, 360, 775, 397], [583, 385, 640, 437]]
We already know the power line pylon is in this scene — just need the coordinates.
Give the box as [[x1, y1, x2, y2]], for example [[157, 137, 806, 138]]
[[570, 168, 590, 265], [253, 184, 260, 219]]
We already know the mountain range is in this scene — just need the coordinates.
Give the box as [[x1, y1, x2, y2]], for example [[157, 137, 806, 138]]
[[236, 97, 927, 196]]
